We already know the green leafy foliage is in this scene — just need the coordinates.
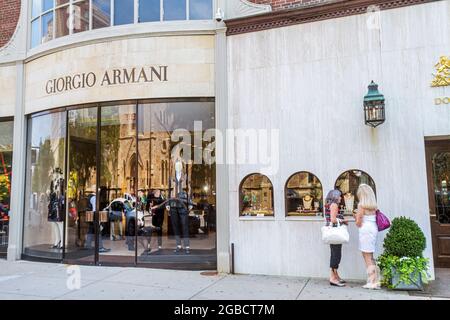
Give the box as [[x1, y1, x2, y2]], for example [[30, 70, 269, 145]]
[[383, 216, 426, 257], [377, 217, 429, 289], [378, 255, 429, 289]]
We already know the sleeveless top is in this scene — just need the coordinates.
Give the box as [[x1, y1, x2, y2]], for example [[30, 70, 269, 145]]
[[325, 203, 344, 226]]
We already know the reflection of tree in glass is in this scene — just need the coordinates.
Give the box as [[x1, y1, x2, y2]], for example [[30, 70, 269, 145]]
[[0, 174, 10, 204], [68, 113, 97, 198], [32, 139, 55, 195], [101, 114, 120, 189]]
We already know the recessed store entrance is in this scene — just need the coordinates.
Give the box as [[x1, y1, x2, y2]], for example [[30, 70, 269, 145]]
[[425, 138, 450, 268], [22, 99, 216, 270]]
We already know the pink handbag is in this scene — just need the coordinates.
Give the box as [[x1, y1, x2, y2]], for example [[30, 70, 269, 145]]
[[376, 210, 391, 231]]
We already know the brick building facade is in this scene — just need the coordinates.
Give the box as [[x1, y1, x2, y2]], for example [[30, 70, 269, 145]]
[[249, 0, 333, 11], [0, 0, 21, 48]]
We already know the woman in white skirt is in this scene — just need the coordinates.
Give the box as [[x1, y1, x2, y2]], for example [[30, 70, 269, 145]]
[[355, 184, 380, 289]]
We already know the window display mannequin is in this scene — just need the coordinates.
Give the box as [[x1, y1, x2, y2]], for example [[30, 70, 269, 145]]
[[344, 192, 355, 212], [302, 195, 313, 211], [167, 160, 193, 254], [48, 179, 64, 249], [167, 191, 192, 254]]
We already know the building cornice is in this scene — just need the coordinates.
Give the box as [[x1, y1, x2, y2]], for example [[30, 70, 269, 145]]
[[225, 0, 441, 36]]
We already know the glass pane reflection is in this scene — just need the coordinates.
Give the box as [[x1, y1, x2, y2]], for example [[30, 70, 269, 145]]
[[0, 120, 14, 256], [137, 101, 216, 266], [23, 112, 66, 260], [93, 0, 111, 29], [189, 0, 212, 20], [163, 0, 186, 21]]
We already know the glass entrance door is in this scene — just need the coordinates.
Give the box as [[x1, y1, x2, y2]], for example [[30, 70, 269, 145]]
[[64, 107, 98, 264], [426, 139, 450, 268], [98, 103, 137, 265]]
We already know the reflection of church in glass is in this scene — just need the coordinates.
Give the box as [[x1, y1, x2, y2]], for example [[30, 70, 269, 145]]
[[113, 107, 216, 205]]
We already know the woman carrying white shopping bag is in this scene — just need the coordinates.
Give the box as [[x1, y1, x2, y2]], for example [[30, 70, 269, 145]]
[[323, 189, 349, 287]]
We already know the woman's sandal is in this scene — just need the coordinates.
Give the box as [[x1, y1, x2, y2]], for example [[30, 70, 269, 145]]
[[330, 281, 345, 287]]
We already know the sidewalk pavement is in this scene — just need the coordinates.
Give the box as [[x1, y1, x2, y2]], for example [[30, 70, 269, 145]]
[[0, 260, 448, 300]]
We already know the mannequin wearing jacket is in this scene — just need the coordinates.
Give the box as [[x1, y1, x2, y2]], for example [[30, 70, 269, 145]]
[[168, 191, 192, 254], [148, 189, 165, 250], [48, 180, 64, 249]]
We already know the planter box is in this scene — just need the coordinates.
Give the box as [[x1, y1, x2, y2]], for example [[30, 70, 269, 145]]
[[391, 268, 423, 291]]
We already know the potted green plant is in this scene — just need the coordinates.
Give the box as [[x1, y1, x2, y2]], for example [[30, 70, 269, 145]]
[[377, 216, 429, 290]]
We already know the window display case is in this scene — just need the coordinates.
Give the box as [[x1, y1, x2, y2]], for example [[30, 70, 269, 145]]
[[334, 170, 376, 216], [239, 174, 274, 217], [285, 172, 323, 217]]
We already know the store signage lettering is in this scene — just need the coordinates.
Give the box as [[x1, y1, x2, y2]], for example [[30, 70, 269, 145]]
[[45, 65, 168, 95], [435, 97, 450, 105]]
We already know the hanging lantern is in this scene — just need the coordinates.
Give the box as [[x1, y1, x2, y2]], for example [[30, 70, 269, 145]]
[[363, 81, 385, 128]]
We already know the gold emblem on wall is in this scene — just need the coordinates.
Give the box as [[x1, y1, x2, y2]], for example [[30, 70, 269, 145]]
[[431, 56, 450, 87]]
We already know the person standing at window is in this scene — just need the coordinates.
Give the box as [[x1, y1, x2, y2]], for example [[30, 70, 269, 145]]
[[355, 184, 380, 290], [325, 189, 347, 287]]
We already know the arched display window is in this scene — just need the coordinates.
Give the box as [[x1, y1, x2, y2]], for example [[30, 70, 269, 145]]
[[285, 172, 323, 217], [334, 170, 376, 215], [239, 174, 274, 217]]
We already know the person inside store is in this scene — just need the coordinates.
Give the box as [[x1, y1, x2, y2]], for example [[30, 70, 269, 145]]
[[167, 191, 193, 254], [324, 189, 348, 287], [85, 192, 110, 253], [148, 189, 165, 251]]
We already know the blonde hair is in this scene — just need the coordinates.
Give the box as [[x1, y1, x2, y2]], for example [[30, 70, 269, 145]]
[[357, 184, 378, 211]]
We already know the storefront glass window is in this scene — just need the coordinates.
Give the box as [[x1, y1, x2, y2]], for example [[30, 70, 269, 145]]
[[114, 0, 134, 25], [92, 0, 111, 29], [0, 120, 13, 257], [189, 0, 212, 20], [139, 0, 161, 22], [163, 0, 186, 21], [98, 104, 137, 264], [32, 0, 42, 19], [240, 174, 274, 217], [285, 172, 323, 217], [23, 112, 66, 260], [41, 11, 54, 43], [56, 0, 70, 5], [31, 0, 213, 48], [73, 0, 90, 33], [137, 101, 216, 265], [31, 19, 40, 48], [43, 0, 54, 12], [334, 170, 376, 215], [65, 107, 97, 263], [22, 101, 216, 268], [55, 4, 70, 38]]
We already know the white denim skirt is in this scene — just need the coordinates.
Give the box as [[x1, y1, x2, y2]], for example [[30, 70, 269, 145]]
[[359, 215, 378, 253]]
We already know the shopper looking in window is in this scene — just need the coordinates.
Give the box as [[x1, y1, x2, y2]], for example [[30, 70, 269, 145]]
[[325, 189, 347, 287]]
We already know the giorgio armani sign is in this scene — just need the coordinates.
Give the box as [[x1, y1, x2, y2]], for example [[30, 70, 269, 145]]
[[45, 65, 168, 95]]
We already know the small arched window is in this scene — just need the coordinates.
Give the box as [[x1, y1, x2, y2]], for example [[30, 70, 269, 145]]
[[334, 170, 376, 214], [285, 172, 323, 217], [239, 174, 274, 217]]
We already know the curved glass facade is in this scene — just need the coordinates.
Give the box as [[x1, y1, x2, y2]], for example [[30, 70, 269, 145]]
[[30, 0, 214, 48], [23, 99, 216, 270]]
